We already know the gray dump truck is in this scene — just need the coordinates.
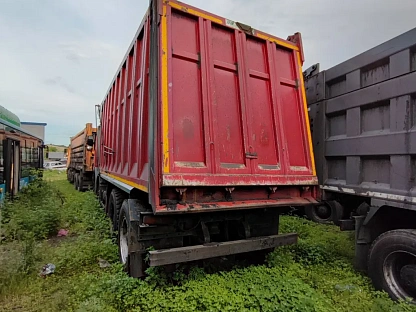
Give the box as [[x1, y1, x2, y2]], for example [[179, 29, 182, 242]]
[[305, 27, 416, 302]]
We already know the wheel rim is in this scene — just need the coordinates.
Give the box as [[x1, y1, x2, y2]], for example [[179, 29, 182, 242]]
[[119, 217, 129, 265], [384, 250, 416, 300], [314, 204, 332, 220]]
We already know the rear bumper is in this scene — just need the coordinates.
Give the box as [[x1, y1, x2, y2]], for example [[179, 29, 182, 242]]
[[156, 196, 317, 214], [148, 233, 297, 266], [162, 174, 318, 186]]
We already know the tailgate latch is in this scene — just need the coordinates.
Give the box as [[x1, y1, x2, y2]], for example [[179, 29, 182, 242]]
[[245, 152, 258, 159]]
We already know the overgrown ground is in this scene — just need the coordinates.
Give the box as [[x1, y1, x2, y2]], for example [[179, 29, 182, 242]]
[[1, 171, 415, 312]]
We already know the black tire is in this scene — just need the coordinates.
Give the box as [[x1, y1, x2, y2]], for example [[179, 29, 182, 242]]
[[104, 190, 110, 216], [117, 200, 146, 278], [98, 178, 107, 208], [305, 201, 345, 225], [77, 174, 84, 192], [74, 173, 79, 190], [67, 170, 74, 183], [305, 204, 333, 224], [100, 189, 106, 209], [108, 188, 124, 231], [94, 175, 100, 196], [368, 229, 416, 302], [326, 201, 345, 226]]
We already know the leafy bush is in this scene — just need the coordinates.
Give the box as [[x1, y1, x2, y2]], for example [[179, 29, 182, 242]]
[[68, 265, 333, 312], [51, 235, 117, 275], [1, 178, 62, 241], [280, 216, 355, 261], [59, 190, 111, 237]]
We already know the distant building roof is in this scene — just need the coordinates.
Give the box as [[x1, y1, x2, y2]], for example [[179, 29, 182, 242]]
[[21, 121, 47, 126], [0, 106, 43, 141]]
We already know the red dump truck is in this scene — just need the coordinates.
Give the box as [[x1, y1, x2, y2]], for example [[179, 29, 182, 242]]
[[95, 0, 317, 277]]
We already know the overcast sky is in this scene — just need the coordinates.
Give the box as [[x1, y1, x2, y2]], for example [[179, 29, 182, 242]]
[[1, 0, 415, 145]]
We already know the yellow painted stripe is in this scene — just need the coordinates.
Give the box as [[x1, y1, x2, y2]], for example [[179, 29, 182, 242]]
[[296, 52, 316, 176], [168, 2, 223, 24], [256, 33, 299, 51], [161, 5, 170, 173], [103, 172, 148, 192]]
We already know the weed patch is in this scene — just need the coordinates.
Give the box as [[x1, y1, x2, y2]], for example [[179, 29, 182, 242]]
[[1, 178, 62, 241], [1, 171, 416, 312]]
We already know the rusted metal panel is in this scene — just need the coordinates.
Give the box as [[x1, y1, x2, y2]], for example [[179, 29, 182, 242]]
[[324, 27, 416, 83], [305, 28, 416, 209], [68, 123, 96, 172], [162, 174, 317, 186], [412, 49, 416, 72], [148, 233, 298, 266], [156, 197, 317, 214], [360, 58, 390, 88], [325, 71, 416, 114], [304, 70, 325, 104]]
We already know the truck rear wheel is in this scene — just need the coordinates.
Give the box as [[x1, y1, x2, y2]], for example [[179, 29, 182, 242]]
[[326, 201, 345, 226], [368, 229, 416, 302], [305, 204, 332, 224], [108, 188, 124, 231], [118, 200, 146, 278], [101, 190, 107, 209], [74, 173, 79, 190], [77, 174, 84, 192], [305, 201, 345, 225], [94, 176, 100, 196], [67, 170, 74, 183]]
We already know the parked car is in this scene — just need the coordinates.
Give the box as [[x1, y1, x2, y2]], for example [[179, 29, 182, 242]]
[[44, 161, 66, 170]]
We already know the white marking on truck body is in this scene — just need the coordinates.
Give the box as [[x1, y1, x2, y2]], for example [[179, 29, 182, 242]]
[[322, 185, 416, 204]]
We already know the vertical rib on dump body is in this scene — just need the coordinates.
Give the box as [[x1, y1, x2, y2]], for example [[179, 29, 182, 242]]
[[99, 0, 318, 214]]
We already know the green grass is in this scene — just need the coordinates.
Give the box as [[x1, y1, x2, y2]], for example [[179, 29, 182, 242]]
[[0, 170, 415, 312]]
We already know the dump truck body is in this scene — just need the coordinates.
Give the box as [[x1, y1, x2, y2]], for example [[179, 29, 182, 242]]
[[95, 0, 317, 277], [305, 27, 416, 302], [98, 0, 317, 213], [67, 123, 96, 191]]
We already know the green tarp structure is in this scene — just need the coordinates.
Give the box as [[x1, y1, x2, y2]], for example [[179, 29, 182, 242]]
[[0, 105, 21, 127]]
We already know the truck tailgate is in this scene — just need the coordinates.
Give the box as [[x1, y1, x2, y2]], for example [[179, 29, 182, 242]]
[[160, 1, 315, 187]]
